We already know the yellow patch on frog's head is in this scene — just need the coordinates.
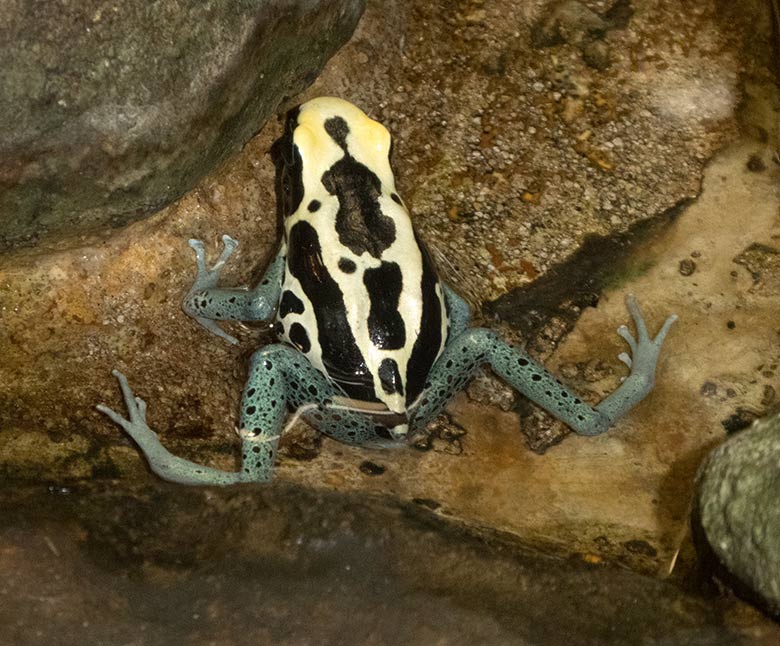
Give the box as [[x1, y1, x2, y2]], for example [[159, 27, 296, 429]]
[[294, 97, 394, 188]]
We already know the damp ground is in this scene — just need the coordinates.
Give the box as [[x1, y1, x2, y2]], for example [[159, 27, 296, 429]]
[[2, 483, 778, 646]]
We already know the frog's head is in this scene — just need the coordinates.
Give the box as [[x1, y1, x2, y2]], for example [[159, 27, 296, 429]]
[[271, 98, 409, 249]]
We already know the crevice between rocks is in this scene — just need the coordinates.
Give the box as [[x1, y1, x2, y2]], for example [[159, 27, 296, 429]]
[[483, 196, 695, 352]]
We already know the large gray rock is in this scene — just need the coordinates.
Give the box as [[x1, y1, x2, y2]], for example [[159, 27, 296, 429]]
[[0, 0, 364, 248], [695, 412, 780, 616]]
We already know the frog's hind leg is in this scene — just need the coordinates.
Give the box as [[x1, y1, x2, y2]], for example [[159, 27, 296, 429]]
[[98, 371, 248, 485], [98, 347, 321, 485], [411, 295, 676, 436], [246, 345, 389, 447], [248, 344, 390, 446]]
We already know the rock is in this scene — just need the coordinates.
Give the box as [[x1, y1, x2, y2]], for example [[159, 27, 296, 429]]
[[0, 483, 761, 645], [0, 0, 364, 249], [695, 412, 780, 617], [0, 0, 777, 589], [531, 1, 608, 48], [678, 258, 697, 276], [734, 243, 780, 294], [746, 153, 766, 172], [581, 38, 612, 70]]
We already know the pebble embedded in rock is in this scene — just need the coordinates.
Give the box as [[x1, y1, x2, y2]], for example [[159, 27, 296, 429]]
[[359, 461, 386, 476], [678, 258, 697, 276], [746, 154, 766, 172], [700, 381, 717, 397]]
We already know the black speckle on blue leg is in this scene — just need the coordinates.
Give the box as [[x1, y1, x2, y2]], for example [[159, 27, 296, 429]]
[[244, 345, 385, 448], [410, 327, 612, 437]]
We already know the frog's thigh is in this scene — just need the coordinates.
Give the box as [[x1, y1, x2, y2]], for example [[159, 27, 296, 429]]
[[410, 330, 487, 432], [442, 283, 472, 337], [313, 405, 385, 446], [242, 345, 379, 458], [412, 328, 606, 435]]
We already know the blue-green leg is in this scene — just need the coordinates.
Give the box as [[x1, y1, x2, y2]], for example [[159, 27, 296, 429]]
[[98, 347, 393, 484], [443, 283, 472, 336], [594, 295, 677, 427], [411, 295, 676, 436], [242, 344, 382, 448], [182, 235, 285, 344], [97, 347, 380, 485], [98, 371, 248, 485]]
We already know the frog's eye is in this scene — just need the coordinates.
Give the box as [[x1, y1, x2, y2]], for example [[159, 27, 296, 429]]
[[280, 140, 295, 166], [274, 146, 304, 217]]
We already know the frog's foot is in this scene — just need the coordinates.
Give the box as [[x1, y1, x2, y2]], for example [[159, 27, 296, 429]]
[[615, 294, 677, 383], [97, 370, 248, 485], [592, 295, 677, 427], [184, 234, 240, 345], [188, 234, 239, 290]]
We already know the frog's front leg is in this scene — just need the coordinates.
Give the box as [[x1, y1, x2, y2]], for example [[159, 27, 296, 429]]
[[182, 235, 284, 344], [411, 295, 676, 436]]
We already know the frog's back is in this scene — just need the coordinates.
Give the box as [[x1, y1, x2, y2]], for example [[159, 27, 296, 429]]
[[272, 97, 448, 416]]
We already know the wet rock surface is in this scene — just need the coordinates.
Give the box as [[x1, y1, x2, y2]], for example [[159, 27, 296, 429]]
[[695, 412, 780, 618], [0, 0, 364, 248], [1, 483, 775, 646]]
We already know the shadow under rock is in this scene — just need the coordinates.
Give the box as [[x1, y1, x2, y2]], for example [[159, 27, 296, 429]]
[[0, 480, 760, 646]]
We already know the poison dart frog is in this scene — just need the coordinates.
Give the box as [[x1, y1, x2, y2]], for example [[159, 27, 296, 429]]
[[98, 97, 677, 485]]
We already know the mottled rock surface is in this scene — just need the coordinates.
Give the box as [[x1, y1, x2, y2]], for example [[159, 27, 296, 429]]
[[695, 412, 780, 617], [0, 0, 364, 248]]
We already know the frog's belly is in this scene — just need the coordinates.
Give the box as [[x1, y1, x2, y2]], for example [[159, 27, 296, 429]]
[[329, 395, 409, 429]]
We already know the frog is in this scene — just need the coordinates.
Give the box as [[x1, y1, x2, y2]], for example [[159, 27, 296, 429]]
[[98, 96, 677, 486]]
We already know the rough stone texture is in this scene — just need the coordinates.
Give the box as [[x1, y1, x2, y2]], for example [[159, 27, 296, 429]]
[[2, 483, 777, 646], [0, 0, 778, 616], [0, 0, 365, 249], [695, 412, 780, 617]]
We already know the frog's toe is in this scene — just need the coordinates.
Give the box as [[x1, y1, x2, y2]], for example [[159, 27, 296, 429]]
[[653, 313, 678, 346], [221, 234, 238, 253], [188, 238, 208, 271], [96, 403, 130, 431], [101, 371, 146, 425], [194, 317, 239, 345], [134, 395, 148, 423], [212, 234, 238, 271], [617, 324, 637, 352], [624, 294, 649, 341]]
